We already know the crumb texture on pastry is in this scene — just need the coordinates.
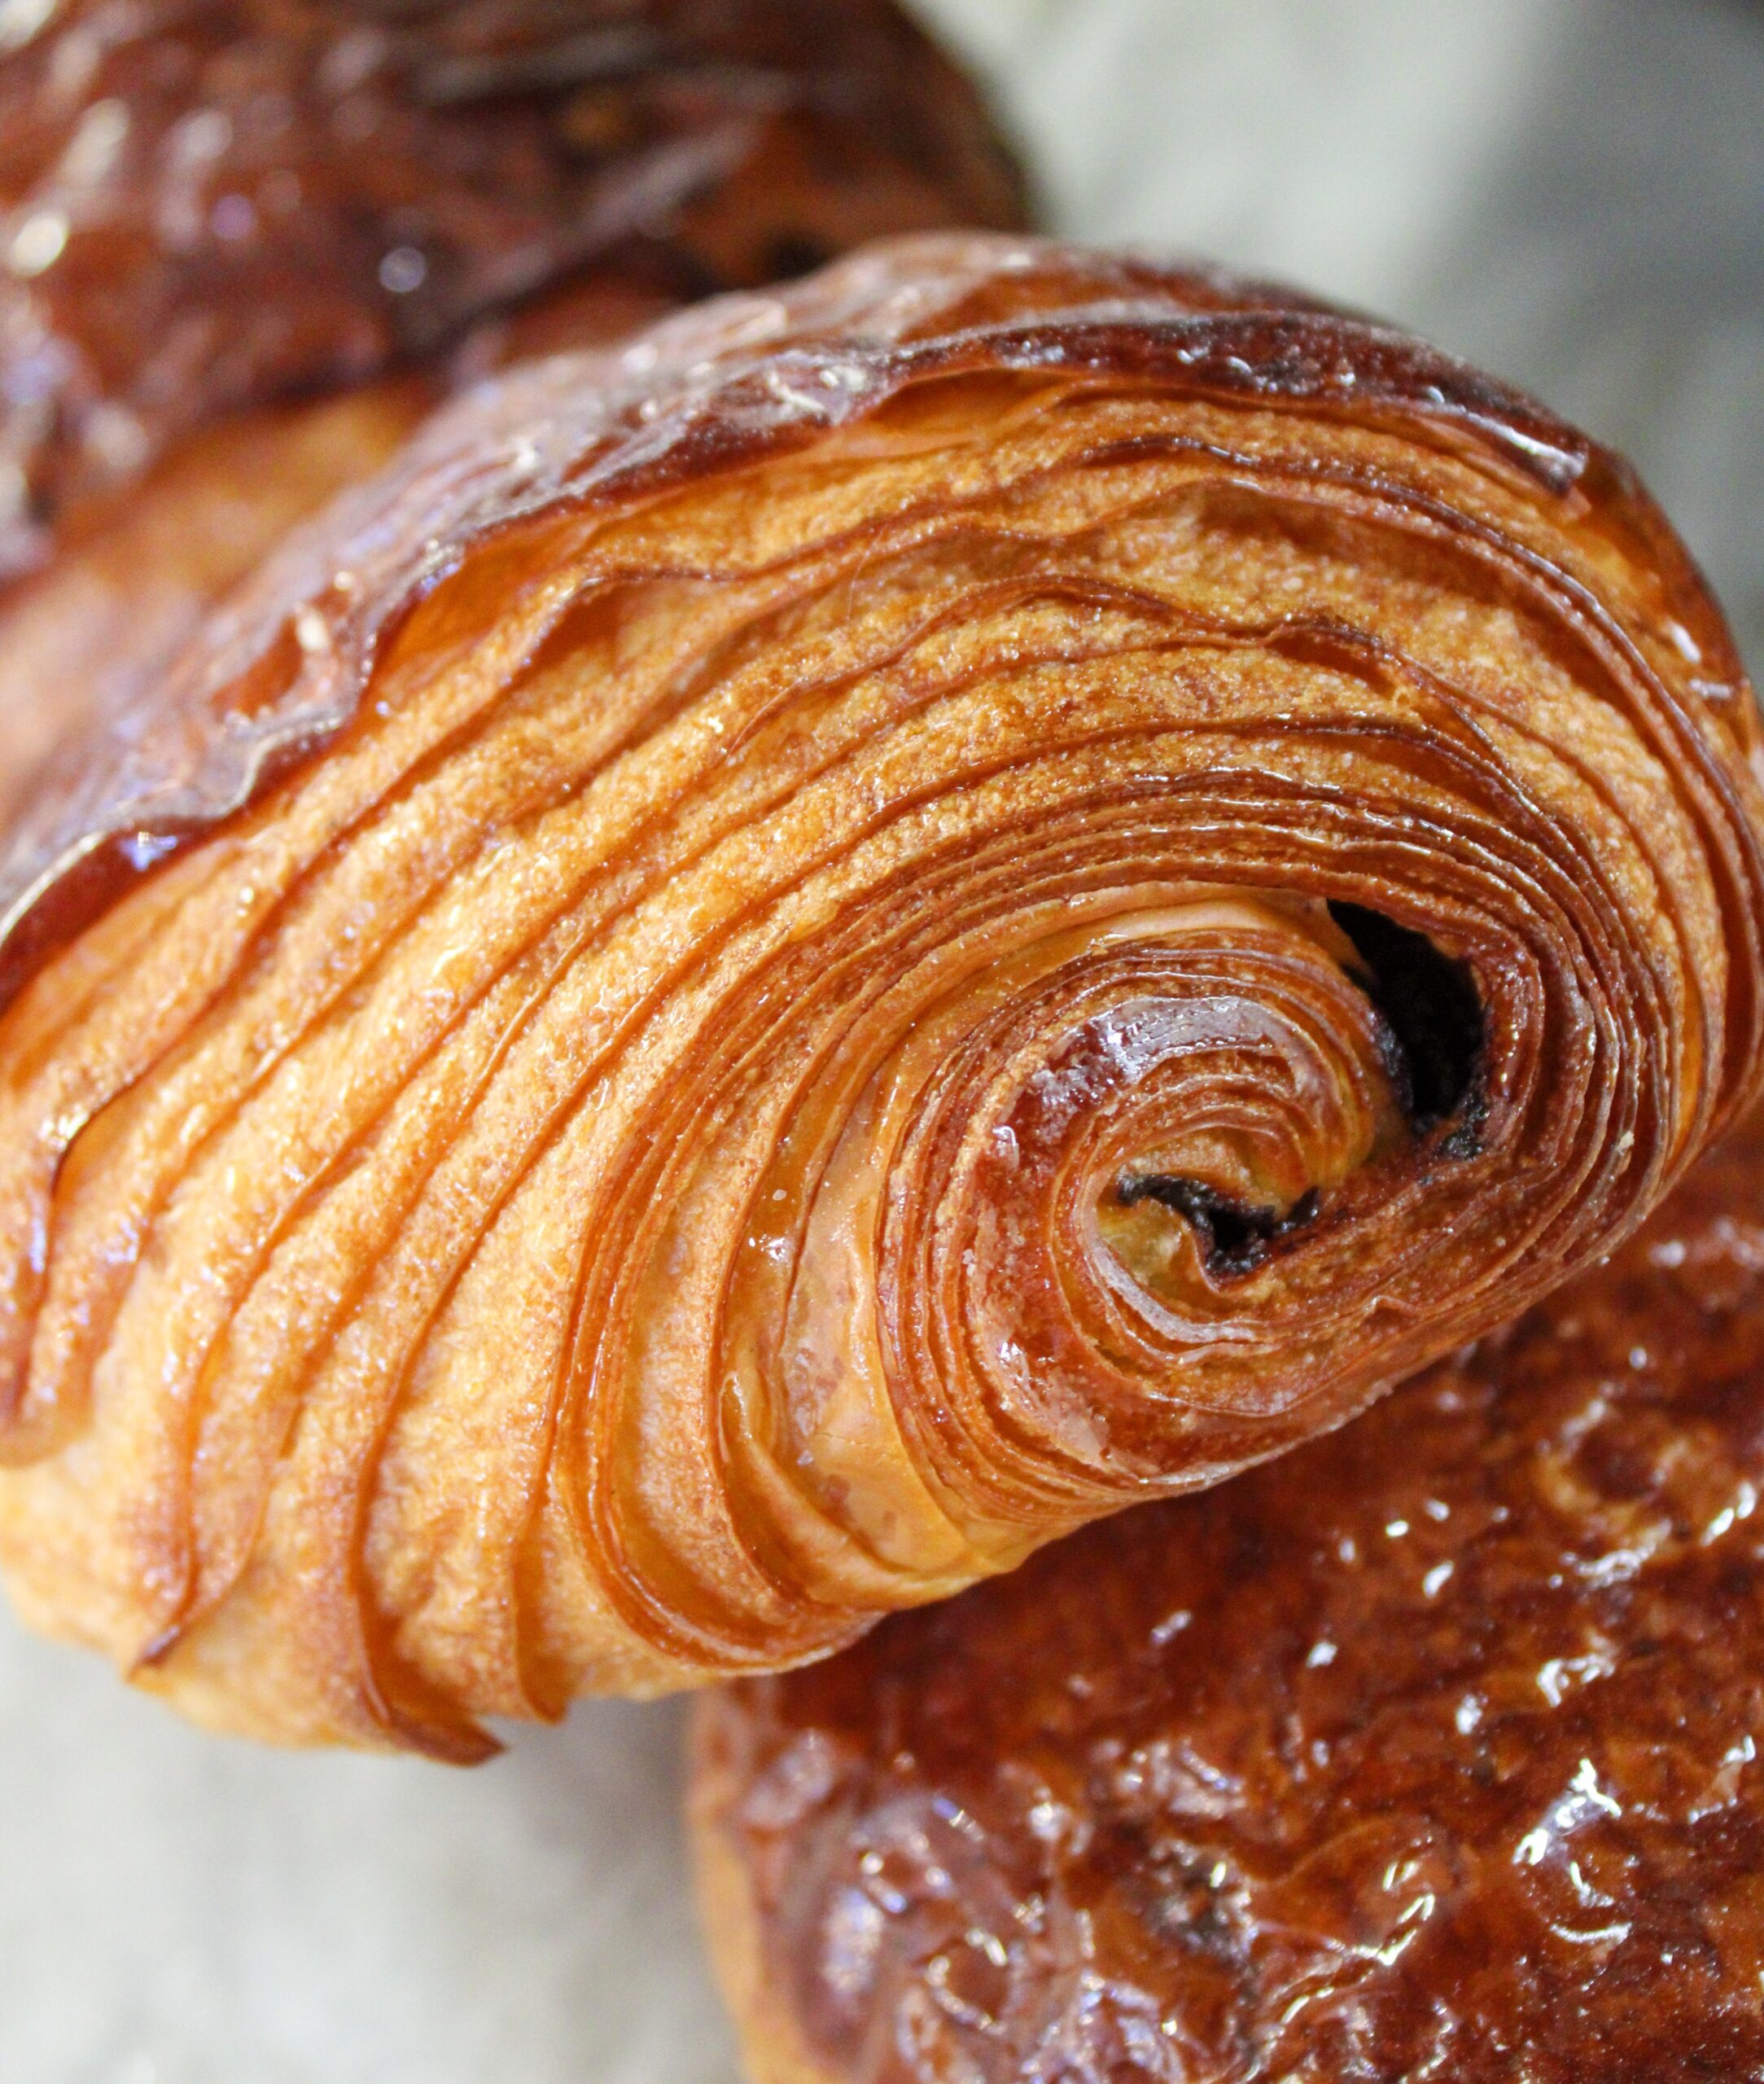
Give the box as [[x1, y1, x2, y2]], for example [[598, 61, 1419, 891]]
[[0, 234, 1758, 1754]]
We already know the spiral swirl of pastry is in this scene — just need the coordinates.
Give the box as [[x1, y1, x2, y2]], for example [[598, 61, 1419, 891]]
[[691, 1102, 1764, 2084], [0, 235, 1757, 1755]]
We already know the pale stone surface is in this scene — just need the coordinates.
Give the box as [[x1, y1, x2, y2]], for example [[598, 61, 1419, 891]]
[[2, 2, 1759, 2078]]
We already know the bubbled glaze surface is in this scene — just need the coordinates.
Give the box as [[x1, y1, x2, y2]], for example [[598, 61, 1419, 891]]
[[697, 1104, 1764, 2082]]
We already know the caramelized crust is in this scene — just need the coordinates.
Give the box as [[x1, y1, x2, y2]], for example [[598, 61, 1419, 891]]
[[693, 1101, 1764, 2084], [0, 0, 1027, 821], [0, 236, 1759, 1753], [0, 282, 682, 838], [0, 0, 1026, 568]]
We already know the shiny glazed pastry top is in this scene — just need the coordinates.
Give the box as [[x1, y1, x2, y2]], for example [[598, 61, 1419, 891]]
[[0, 234, 1759, 1755], [692, 1101, 1764, 2084], [0, 0, 1028, 810], [0, 0, 1026, 567]]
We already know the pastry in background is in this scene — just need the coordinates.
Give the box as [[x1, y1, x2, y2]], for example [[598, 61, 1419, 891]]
[[0, 234, 1757, 1756], [0, 0, 1028, 555], [692, 1096, 1764, 2084], [0, 0, 1029, 804]]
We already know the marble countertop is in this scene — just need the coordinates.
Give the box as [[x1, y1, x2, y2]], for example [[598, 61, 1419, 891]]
[[2, 2, 1759, 2077]]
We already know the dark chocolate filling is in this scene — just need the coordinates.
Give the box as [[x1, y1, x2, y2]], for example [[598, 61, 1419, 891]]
[[1328, 901, 1483, 1133], [1113, 1177, 1323, 1278], [1114, 908, 1485, 1277]]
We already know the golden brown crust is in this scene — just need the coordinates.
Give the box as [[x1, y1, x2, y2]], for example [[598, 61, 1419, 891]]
[[0, 234, 1758, 1754], [0, 278, 683, 847], [694, 1099, 1764, 2084], [0, 379, 431, 830], [0, 0, 1027, 917]]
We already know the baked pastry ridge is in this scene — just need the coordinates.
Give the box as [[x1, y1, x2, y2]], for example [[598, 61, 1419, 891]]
[[0, 235, 1757, 1754], [693, 1094, 1764, 2083]]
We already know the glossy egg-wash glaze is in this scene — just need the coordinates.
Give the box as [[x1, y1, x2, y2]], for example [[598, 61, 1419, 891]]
[[0, 0, 1026, 568], [0, 0, 1027, 813], [0, 236, 1759, 1756], [694, 1103, 1764, 2084]]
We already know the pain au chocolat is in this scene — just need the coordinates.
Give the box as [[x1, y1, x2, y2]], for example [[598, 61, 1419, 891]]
[[0, 0, 1027, 801], [692, 1097, 1764, 2084], [0, 234, 1758, 1757]]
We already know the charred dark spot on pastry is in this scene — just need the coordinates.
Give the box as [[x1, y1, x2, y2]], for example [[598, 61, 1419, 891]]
[[1133, 1850, 1247, 1961], [1114, 1176, 1322, 1277], [767, 233, 838, 282], [1438, 1083, 1488, 1162], [1329, 901, 1483, 1141]]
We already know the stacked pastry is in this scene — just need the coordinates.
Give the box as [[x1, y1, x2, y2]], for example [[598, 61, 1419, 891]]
[[0, 13, 1758, 2077], [672, 252, 1764, 2081], [2, 221, 1758, 1753], [0, 0, 1026, 809], [695, 1101, 1764, 2081]]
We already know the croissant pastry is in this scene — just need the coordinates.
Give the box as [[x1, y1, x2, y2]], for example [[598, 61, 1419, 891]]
[[0, 234, 1759, 1758], [692, 1097, 1764, 2084], [0, 0, 1026, 803]]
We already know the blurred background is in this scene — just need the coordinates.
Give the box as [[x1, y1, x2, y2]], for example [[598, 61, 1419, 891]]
[[2, 2, 1760, 2079], [923, 0, 1764, 674]]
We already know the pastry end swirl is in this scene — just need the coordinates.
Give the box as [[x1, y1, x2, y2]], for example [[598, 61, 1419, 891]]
[[0, 234, 1759, 1753]]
